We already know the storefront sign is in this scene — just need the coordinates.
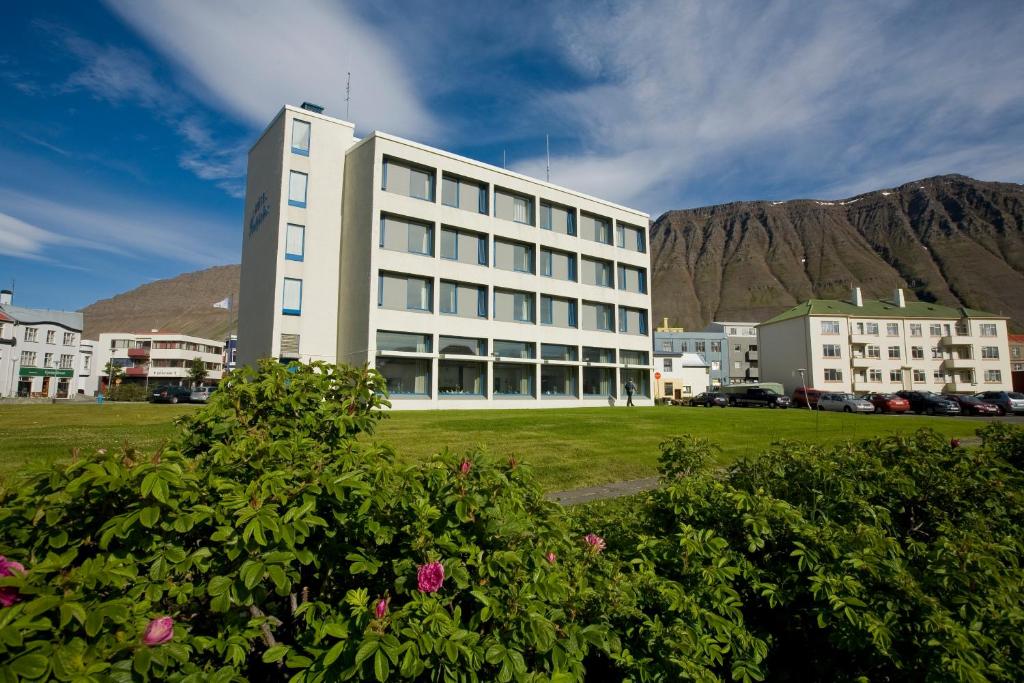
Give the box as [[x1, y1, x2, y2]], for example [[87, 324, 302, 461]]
[[248, 192, 270, 236], [20, 368, 73, 377]]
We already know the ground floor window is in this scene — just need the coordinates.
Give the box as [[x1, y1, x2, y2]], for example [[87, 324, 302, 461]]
[[56, 378, 70, 398], [620, 369, 650, 397], [439, 360, 485, 396], [541, 366, 577, 397], [17, 377, 32, 397], [493, 363, 534, 396], [376, 357, 430, 396], [583, 367, 614, 396]]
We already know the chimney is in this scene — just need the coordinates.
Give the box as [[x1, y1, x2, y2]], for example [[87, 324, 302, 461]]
[[850, 287, 863, 307], [0, 289, 11, 306], [662, 317, 669, 329], [893, 288, 906, 308]]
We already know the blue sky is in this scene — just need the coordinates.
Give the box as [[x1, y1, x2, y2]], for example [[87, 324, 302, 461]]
[[2, 0, 1023, 311]]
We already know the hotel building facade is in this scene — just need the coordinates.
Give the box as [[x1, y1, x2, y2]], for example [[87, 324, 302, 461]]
[[92, 332, 225, 392], [238, 104, 654, 408]]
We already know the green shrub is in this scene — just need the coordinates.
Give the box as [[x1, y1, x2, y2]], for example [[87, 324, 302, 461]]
[[106, 383, 149, 402]]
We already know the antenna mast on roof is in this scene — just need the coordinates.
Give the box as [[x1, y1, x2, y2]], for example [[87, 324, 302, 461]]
[[545, 134, 550, 182], [345, 72, 351, 120], [502, 149, 506, 169]]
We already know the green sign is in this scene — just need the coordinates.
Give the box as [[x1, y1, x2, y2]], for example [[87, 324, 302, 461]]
[[20, 368, 74, 378]]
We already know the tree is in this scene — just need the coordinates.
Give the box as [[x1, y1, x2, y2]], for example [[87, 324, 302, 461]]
[[103, 361, 123, 397], [188, 356, 208, 387]]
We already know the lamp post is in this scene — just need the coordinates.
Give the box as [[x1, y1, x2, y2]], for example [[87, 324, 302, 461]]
[[796, 368, 811, 411]]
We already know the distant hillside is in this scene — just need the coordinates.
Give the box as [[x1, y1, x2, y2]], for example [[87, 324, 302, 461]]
[[651, 174, 1024, 331], [81, 265, 240, 341]]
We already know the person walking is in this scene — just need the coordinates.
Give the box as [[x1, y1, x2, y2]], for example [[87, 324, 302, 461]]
[[624, 379, 636, 407]]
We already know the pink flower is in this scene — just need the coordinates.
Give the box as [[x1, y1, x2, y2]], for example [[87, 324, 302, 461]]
[[583, 533, 606, 554], [545, 552, 557, 565], [950, 438, 961, 448], [374, 597, 389, 619], [142, 616, 174, 646], [0, 556, 25, 607], [459, 459, 471, 475], [417, 561, 445, 593]]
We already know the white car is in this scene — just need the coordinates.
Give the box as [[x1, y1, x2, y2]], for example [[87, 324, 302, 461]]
[[818, 392, 875, 413], [190, 386, 215, 403]]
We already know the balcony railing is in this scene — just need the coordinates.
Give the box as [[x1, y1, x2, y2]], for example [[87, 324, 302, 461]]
[[127, 347, 151, 359], [941, 357, 974, 370], [939, 335, 973, 347], [125, 366, 148, 377]]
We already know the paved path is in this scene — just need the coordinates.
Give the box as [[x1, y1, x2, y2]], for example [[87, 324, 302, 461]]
[[546, 435, 985, 506]]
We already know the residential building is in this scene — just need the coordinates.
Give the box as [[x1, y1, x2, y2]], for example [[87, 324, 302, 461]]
[[238, 104, 654, 408], [654, 352, 711, 401], [758, 287, 1013, 395], [705, 321, 759, 383], [76, 340, 96, 396], [224, 334, 239, 373], [92, 332, 225, 391], [0, 289, 85, 398], [1010, 334, 1024, 391], [654, 319, 728, 387]]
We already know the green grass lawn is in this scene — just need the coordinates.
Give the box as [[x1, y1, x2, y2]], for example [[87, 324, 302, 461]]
[[0, 402, 982, 491]]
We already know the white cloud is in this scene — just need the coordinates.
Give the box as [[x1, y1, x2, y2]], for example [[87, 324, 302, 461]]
[[103, 0, 439, 139], [0, 212, 67, 260]]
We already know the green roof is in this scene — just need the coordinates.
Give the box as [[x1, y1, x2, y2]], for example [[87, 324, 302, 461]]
[[759, 298, 1006, 326]]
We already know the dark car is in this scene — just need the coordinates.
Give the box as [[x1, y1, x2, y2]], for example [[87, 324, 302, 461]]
[[945, 394, 1000, 416], [973, 391, 1024, 416], [791, 387, 823, 409], [691, 392, 728, 407], [730, 388, 792, 409], [150, 385, 192, 404], [895, 390, 961, 416], [864, 393, 910, 414]]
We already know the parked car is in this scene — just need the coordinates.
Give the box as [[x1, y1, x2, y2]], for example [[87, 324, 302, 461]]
[[944, 394, 1000, 416], [791, 387, 823, 409], [895, 390, 961, 416], [690, 392, 728, 408], [864, 393, 910, 414], [730, 387, 792, 408], [190, 386, 216, 403], [973, 390, 1024, 416], [818, 392, 875, 413], [150, 385, 192, 404]]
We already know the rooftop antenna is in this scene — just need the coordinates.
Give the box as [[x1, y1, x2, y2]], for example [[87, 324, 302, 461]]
[[545, 134, 550, 182], [345, 72, 351, 120], [502, 149, 506, 169]]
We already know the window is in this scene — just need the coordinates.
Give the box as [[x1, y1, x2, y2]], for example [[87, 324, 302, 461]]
[[620, 350, 648, 365], [866, 322, 879, 335], [581, 257, 613, 287], [494, 239, 534, 274], [583, 347, 615, 363], [869, 369, 882, 382], [913, 369, 927, 383], [494, 340, 535, 359], [888, 346, 901, 359], [618, 307, 648, 335], [930, 324, 942, 336], [616, 223, 646, 252], [910, 323, 922, 337], [383, 158, 434, 201], [933, 369, 945, 383], [377, 331, 431, 353], [20, 350, 36, 366], [931, 346, 942, 359], [580, 213, 612, 244], [711, 341, 722, 353], [43, 352, 53, 368], [46, 330, 56, 344], [285, 223, 305, 261], [83, 355, 90, 370], [542, 344, 578, 362], [441, 174, 487, 214], [540, 248, 576, 281], [887, 322, 900, 336], [24, 327, 38, 342], [984, 369, 1002, 383], [663, 358, 672, 372], [494, 188, 534, 225], [494, 363, 534, 396], [541, 366, 577, 397], [493, 289, 534, 323], [380, 215, 433, 256], [376, 357, 430, 396], [821, 321, 840, 335], [824, 368, 843, 382], [59, 354, 74, 369], [911, 346, 924, 359], [540, 201, 576, 235], [63, 332, 75, 346], [680, 341, 689, 352], [711, 361, 720, 371], [439, 281, 487, 318], [620, 368, 649, 397], [979, 323, 997, 337], [282, 278, 302, 315], [540, 295, 577, 328], [439, 361, 486, 395], [981, 346, 1000, 359], [694, 341, 706, 353], [663, 382, 675, 397], [617, 264, 647, 293], [583, 367, 614, 396], [661, 341, 672, 352], [889, 369, 902, 382], [581, 301, 614, 332], [440, 227, 488, 266], [822, 344, 841, 358], [291, 119, 311, 155], [288, 171, 308, 208], [378, 273, 432, 312]]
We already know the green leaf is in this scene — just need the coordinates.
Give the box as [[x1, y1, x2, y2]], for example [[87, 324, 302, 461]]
[[207, 576, 232, 597], [10, 654, 48, 678], [140, 506, 160, 528], [323, 641, 346, 667], [262, 645, 289, 663], [134, 647, 152, 676], [374, 649, 390, 682], [354, 638, 379, 667]]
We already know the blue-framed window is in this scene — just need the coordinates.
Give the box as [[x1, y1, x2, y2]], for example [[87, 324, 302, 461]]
[[285, 223, 305, 261], [380, 215, 434, 256], [617, 223, 647, 253], [495, 188, 534, 225], [440, 227, 488, 266], [378, 273, 433, 312], [376, 357, 431, 396], [288, 171, 308, 208], [382, 157, 435, 201], [540, 201, 576, 236], [439, 281, 487, 318], [282, 277, 302, 316], [441, 174, 488, 214], [291, 119, 311, 156]]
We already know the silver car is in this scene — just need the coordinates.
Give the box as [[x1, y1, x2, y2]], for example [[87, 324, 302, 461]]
[[818, 392, 875, 413], [190, 386, 214, 403]]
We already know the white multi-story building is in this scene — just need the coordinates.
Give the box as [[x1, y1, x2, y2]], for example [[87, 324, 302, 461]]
[[758, 287, 1013, 395], [653, 352, 711, 401], [238, 104, 654, 408], [92, 332, 225, 391], [0, 289, 85, 398]]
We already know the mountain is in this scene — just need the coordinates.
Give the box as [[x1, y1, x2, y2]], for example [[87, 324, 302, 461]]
[[81, 265, 240, 341], [650, 174, 1024, 332]]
